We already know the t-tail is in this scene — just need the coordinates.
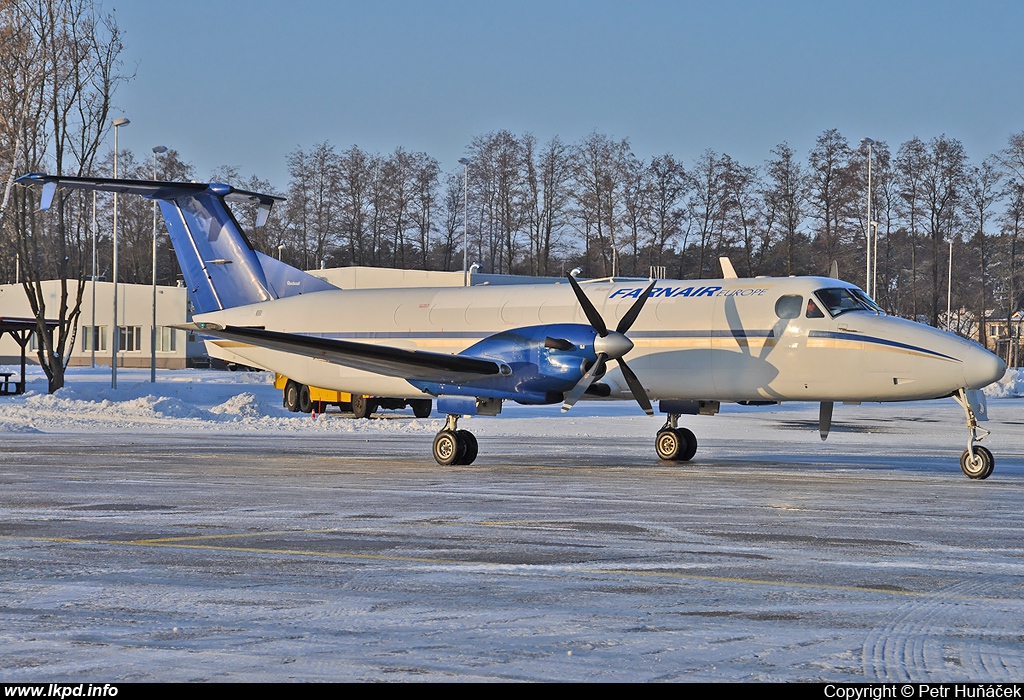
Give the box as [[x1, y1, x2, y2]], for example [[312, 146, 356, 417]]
[[16, 173, 337, 313]]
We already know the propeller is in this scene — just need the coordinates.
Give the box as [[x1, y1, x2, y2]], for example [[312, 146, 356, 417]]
[[561, 275, 655, 415]]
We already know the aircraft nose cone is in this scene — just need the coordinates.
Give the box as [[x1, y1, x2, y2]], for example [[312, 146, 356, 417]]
[[963, 346, 1006, 390], [594, 331, 633, 359]]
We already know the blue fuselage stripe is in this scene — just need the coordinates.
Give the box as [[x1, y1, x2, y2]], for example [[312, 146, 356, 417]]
[[808, 330, 959, 362]]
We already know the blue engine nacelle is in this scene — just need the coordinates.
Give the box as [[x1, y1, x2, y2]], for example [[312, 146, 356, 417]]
[[410, 324, 600, 404]]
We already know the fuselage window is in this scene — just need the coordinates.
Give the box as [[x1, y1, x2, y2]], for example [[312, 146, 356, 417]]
[[775, 295, 803, 319]]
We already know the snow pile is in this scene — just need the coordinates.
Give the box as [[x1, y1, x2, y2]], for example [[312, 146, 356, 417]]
[[984, 368, 1024, 398], [0, 367, 445, 435], [209, 392, 275, 419]]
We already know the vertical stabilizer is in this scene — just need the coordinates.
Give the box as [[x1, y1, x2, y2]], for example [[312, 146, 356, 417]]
[[16, 174, 338, 315]]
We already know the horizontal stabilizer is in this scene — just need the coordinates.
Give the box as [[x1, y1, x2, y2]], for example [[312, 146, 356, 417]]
[[16, 173, 284, 207]]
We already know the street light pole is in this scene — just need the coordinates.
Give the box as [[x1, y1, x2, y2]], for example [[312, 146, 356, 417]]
[[871, 220, 879, 299], [947, 239, 953, 331], [458, 157, 470, 286], [151, 145, 167, 383], [861, 137, 874, 292], [90, 191, 97, 368], [111, 117, 129, 389]]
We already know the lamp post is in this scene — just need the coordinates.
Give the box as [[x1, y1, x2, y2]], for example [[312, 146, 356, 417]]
[[870, 220, 879, 299], [150, 145, 167, 383], [90, 191, 97, 367], [111, 117, 129, 388], [458, 157, 470, 286], [947, 238, 954, 332], [861, 137, 874, 292]]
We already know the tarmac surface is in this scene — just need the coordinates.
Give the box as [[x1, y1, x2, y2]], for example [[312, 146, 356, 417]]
[[2, 423, 1023, 682]]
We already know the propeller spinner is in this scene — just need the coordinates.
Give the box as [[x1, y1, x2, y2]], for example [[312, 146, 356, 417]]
[[561, 275, 655, 415]]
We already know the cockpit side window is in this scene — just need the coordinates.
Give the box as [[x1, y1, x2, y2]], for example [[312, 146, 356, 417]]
[[774, 295, 803, 319], [813, 287, 879, 317], [806, 299, 825, 318]]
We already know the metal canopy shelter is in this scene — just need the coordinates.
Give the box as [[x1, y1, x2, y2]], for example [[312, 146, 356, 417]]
[[0, 316, 59, 395]]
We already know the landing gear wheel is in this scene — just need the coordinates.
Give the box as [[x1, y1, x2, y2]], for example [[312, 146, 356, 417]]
[[298, 384, 314, 414], [655, 427, 697, 461], [410, 399, 432, 418], [351, 395, 372, 419], [456, 430, 478, 465], [960, 445, 994, 480], [433, 430, 462, 466], [284, 380, 301, 412]]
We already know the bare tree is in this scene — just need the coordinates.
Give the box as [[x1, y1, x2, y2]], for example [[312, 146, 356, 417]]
[[522, 135, 572, 276], [963, 158, 1002, 342], [806, 129, 859, 275], [574, 132, 632, 276], [763, 143, 806, 276], [2, 0, 126, 393], [645, 154, 688, 273], [919, 136, 967, 327]]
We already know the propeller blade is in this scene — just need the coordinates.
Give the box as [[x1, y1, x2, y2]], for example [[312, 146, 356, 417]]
[[819, 401, 833, 441], [544, 336, 574, 351], [567, 274, 608, 337], [615, 280, 656, 335], [617, 357, 653, 416], [561, 353, 607, 412]]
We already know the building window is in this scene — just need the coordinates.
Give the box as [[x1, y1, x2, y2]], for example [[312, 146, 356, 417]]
[[81, 326, 107, 352], [156, 326, 177, 352], [118, 326, 142, 352]]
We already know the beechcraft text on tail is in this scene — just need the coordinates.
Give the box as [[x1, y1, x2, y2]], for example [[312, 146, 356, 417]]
[[17, 173, 1006, 479]]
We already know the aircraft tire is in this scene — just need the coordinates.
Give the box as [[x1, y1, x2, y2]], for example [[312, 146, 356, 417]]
[[656, 429, 681, 460], [960, 445, 994, 480], [298, 385, 314, 414], [456, 430, 478, 465], [678, 428, 697, 461], [655, 428, 697, 462], [411, 399, 432, 418], [433, 430, 462, 466], [284, 380, 301, 413], [351, 395, 372, 419]]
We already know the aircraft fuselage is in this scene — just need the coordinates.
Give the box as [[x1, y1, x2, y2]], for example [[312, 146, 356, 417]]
[[198, 275, 1003, 405]]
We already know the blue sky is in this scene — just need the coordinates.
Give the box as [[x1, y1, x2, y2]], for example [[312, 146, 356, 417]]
[[112, 0, 1024, 187]]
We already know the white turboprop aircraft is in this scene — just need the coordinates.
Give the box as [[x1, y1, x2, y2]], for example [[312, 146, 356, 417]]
[[19, 174, 1006, 478]]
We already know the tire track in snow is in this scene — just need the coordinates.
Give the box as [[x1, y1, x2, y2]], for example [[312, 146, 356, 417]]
[[863, 577, 1024, 681]]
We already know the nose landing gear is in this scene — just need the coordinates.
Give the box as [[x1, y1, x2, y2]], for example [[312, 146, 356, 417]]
[[954, 388, 994, 480]]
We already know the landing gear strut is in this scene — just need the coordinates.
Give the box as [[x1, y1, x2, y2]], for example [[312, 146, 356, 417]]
[[655, 413, 697, 461], [953, 388, 994, 480], [433, 414, 478, 466]]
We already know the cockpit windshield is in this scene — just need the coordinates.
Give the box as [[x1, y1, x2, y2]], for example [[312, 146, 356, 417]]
[[813, 287, 884, 317]]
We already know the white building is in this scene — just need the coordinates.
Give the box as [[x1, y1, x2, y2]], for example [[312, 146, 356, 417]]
[[0, 280, 189, 369]]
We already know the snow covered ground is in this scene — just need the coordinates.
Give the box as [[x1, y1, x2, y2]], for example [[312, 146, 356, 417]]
[[0, 366, 1022, 681]]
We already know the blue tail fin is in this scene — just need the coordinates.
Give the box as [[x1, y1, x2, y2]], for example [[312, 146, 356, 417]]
[[18, 174, 337, 313]]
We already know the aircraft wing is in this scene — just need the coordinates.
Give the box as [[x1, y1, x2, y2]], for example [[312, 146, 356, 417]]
[[189, 324, 505, 383]]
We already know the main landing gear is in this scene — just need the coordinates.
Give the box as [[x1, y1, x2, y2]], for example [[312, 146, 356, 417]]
[[655, 413, 697, 462], [953, 388, 994, 480], [433, 414, 478, 466]]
